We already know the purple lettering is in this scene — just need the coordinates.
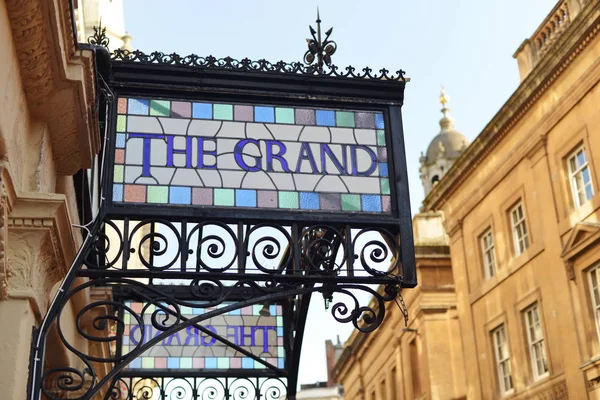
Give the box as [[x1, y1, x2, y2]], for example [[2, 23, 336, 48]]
[[240, 326, 255, 347], [320, 144, 347, 175], [295, 142, 318, 173], [196, 137, 217, 169], [226, 326, 239, 346], [265, 140, 291, 172], [184, 326, 199, 346], [128, 133, 165, 177], [201, 325, 217, 346], [167, 135, 193, 168], [234, 139, 262, 171], [350, 145, 378, 176]]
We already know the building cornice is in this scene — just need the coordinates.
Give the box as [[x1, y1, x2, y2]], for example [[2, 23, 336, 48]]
[[422, 1, 600, 212], [5, 0, 99, 174]]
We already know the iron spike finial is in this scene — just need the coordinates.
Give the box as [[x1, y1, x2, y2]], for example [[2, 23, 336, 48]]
[[88, 18, 110, 49], [303, 9, 337, 73]]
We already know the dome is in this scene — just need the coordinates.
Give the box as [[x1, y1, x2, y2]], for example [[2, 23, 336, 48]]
[[423, 87, 470, 165]]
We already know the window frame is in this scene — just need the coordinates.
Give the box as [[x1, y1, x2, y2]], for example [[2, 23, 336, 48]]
[[510, 201, 530, 256], [523, 303, 549, 381], [567, 145, 594, 208], [480, 227, 497, 279], [588, 265, 600, 343], [492, 324, 514, 395]]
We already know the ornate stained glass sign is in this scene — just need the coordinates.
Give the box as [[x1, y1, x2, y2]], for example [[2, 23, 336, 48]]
[[111, 97, 393, 214]]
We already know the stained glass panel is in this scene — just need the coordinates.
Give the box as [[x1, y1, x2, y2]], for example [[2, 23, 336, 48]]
[[122, 302, 285, 371], [112, 97, 393, 213]]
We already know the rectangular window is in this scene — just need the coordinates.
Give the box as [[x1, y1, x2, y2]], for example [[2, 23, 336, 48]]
[[380, 379, 387, 400], [510, 202, 529, 255], [480, 228, 497, 279], [568, 146, 594, 207], [492, 324, 513, 395], [391, 367, 397, 400], [588, 265, 600, 342], [410, 339, 422, 396], [524, 303, 548, 380]]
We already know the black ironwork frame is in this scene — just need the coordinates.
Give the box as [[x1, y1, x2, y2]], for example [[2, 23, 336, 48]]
[[27, 45, 414, 400]]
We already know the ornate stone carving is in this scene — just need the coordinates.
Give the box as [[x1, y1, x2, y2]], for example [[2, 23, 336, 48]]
[[534, 380, 569, 399]]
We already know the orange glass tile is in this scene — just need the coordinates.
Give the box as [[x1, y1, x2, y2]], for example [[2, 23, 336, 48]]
[[117, 98, 128, 114], [114, 149, 125, 164], [124, 184, 146, 203]]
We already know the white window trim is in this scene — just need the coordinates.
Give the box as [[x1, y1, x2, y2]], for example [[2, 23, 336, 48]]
[[510, 202, 529, 256], [492, 324, 514, 395], [480, 228, 496, 279], [524, 303, 549, 381], [588, 265, 600, 343], [567, 146, 594, 207]]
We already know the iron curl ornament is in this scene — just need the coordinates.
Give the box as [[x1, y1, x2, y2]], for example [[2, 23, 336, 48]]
[[303, 9, 337, 71]]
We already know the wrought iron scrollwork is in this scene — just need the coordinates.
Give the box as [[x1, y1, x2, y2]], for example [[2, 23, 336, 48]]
[[88, 22, 110, 49]]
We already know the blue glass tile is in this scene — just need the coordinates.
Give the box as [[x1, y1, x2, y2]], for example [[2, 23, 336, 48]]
[[228, 308, 241, 315], [269, 305, 277, 316], [278, 358, 285, 369], [122, 335, 130, 345], [170, 186, 191, 204], [205, 357, 218, 369], [362, 195, 382, 212], [379, 163, 389, 177], [236, 189, 257, 207], [316, 110, 335, 126], [129, 358, 142, 369], [167, 358, 179, 369], [193, 103, 213, 119], [242, 358, 254, 369], [277, 327, 284, 336], [300, 192, 320, 209], [192, 307, 204, 315], [375, 113, 385, 129], [128, 99, 149, 115], [255, 106, 275, 123], [116, 133, 126, 148], [113, 184, 124, 202]]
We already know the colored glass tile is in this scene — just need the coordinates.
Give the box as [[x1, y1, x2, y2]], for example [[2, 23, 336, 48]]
[[295, 109, 315, 125], [205, 357, 218, 369], [114, 149, 125, 164], [116, 115, 126, 132], [341, 194, 361, 211], [113, 184, 123, 202], [113, 165, 124, 183], [276, 316, 283, 326], [278, 359, 285, 368], [241, 306, 253, 315], [217, 358, 229, 369], [193, 358, 204, 368], [376, 113, 385, 129], [277, 345, 284, 357], [167, 358, 179, 369], [269, 305, 277, 316], [214, 188, 234, 206], [128, 99, 149, 115], [180, 357, 193, 369], [252, 304, 263, 315], [170, 186, 191, 204], [255, 106, 275, 123], [234, 105, 253, 121], [230, 358, 242, 369], [214, 104, 233, 120], [336, 111, 355, 128], [192, 188, 213, 205], [382, 196, 391, 212], [171, 101, 191, 118], [275, 108, 294, 124], [362, 195, 382, 212], [115, 133, 126, 149], [380, 178, 390, 195], [124, 185, 146, 203], [257, 191, 278, 208], [354, 112, 376, 128], [117, 97, 127, 114], [379, 163, 389, 177], [236, 189, 257, 207], [147, 186, 169, 203], [155, 358, 167, 369], [242, 358, 254, 369], [142, 357, 154, 369], [376, 129, 386, 145], [300, 192, 319, 209], [378, 147, 387, 162], [320, 193, 341, 210], [278, 191, 299, 208], [150, 100, 170, 116], [228, 308, 241, 315], [129, 358, 142, 369], [193, 102, 212, 119], [316, 110, 335, 126]]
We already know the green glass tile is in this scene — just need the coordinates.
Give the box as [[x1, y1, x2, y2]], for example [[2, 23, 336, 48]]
[[275, 108, 295, 124], [146, 304, 155, 313], [142, 357, 154, 369], [180, 357, 192, 368], [147, 186, 168, 203], [380, 178, 390, 195], [278, 191, 299, 208], [214, 188, 234, 206], [113, 165, 124, 183], [180, 306, 192, 315], [123, 313, 130, 324], [276, 316, 283, 327], [341, 194, 361, 211], [217, 358, 229, 369], [277, 347, 285, 358], [150, 100, 170, 116], [377, 130, 386, 145], [336, 111, 355, 127], [214, 104, 233, 120], [253, 304, 263, 315], [116, 115, 126, 132]]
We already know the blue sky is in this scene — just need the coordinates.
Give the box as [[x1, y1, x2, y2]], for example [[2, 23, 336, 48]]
[[122, 0, 558, 386]]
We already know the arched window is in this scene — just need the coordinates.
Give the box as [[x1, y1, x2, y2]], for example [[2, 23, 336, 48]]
[[431, 175, 440, 185]]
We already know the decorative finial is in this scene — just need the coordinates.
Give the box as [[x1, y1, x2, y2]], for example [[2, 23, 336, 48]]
[[88, 19, 110, 49], [439, 86, 455, 131], [304, 8, 337, 72], [439, 86, 449, 108]]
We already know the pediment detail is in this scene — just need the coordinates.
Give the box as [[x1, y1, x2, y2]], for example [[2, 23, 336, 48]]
[[561, 222, 600, 261]]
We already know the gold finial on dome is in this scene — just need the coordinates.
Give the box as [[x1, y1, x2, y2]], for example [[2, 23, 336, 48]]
[[439, 86, 454, 131], [440, 86, 449, 107]]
